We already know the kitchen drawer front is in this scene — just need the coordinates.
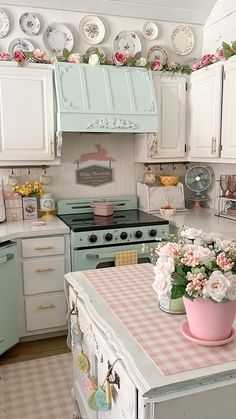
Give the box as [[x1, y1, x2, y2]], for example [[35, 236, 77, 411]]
[[25, 293, 67, 331], [23, 257, 65, 295], [21, 236, 64, 258]]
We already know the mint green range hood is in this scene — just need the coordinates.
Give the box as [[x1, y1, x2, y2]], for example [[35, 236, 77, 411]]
[[54, 63, 157, 133]]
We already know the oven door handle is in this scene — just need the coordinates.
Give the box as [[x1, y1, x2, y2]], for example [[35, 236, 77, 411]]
[[86, 249, 145, 260]]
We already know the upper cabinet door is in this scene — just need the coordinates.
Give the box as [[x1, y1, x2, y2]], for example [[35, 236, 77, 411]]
[[0, 63, 54, 162], [189, 63, 223, 159], [134, 74, 186, 162], [54, 63, 157, 133], [221, 57, 236, 159]]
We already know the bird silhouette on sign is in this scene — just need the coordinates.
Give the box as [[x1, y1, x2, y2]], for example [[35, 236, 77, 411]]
[[74, 144, 116, 164]]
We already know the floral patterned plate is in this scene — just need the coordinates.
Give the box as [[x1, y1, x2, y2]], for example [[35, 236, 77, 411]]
[[143, 21, 159, 40], [19, 12, 41, 35], [44, 22, 74, 55], [147, 45, 168, 64], [113, 31, 141, 56], [171, 25, 194, 56], [80, 15, 105, 45], [0, 9, 10, 38], [8, 38, 35, 56]]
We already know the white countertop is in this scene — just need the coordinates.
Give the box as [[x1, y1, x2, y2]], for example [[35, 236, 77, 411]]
[[0, 217, 70, 243], [153, 208, 236, 240]]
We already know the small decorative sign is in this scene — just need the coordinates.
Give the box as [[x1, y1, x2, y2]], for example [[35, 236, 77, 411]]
[[76, 165, 113, 186]]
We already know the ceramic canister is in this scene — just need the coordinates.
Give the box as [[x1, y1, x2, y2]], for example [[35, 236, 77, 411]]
[[40, 193, 55, 211]]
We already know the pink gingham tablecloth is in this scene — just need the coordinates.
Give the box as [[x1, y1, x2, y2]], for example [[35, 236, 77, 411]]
[[83, 264, 236, 376]]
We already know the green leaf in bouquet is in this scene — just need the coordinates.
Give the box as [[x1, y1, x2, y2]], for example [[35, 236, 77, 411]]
[[134, 52, 141, 60], [222, 41, 233, 58], [232, 41, 236, 54], [63, 48, 70, 59], [171, 284, 185, 299]]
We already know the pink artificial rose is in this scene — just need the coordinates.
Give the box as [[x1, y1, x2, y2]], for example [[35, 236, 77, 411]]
[[113, 52, 127, 66], [14, 49, 27, 62], [0, 51, 10, 61], [151, 59, 163, 71], [211, 54, 219, 63], [68, 53, 83, 64], [32, 49, 47, 61], [199, 54, 212, 67]]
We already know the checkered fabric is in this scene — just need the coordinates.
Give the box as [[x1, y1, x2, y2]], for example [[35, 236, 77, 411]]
[[0, 353, 73, 419], [83, 264, 236, 376], [115, 250, 138, 266]]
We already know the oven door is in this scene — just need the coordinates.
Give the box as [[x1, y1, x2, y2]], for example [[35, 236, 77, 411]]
[[72, 242, 154, 271]]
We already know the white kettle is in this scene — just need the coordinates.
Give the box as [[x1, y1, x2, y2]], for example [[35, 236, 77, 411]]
[[0, 186, 6, 222]]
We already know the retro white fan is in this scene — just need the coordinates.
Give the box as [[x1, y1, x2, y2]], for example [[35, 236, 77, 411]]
[[185, 166, 212, 208]]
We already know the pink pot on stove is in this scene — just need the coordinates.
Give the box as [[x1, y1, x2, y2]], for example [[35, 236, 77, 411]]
[[91, 202, 116, 216], [183, 296, 236, 341]]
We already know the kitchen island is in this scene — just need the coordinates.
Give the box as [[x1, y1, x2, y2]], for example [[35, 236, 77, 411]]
[[65, 263, 236, 419]]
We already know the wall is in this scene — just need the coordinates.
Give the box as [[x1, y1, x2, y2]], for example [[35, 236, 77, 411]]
[[202, 0, 236, 53]]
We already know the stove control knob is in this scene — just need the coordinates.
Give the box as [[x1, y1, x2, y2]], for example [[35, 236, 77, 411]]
[[135, 230, 143, 239], [120, 232, 128, 240], [89, 234, 97, 243], [149, 229, 157, 237], [104, 233, 113, 242]]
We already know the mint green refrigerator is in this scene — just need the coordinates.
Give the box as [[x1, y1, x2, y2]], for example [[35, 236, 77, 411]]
[[0, 241, 19, 355]]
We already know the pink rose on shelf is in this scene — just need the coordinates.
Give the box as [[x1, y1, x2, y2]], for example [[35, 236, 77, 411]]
[[113, 52, 127, 66], [0, 51, 10, 61], [13, 49, 27, 62], [68, 53, 83, 64], [200, 54, 212, 67], [217, 49, 225, 60], [32, 49, 47, 61], [211, 54, 219, 63], [151, 59, 163, 71]]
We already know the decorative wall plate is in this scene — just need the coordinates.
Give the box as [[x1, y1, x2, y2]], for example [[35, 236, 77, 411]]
[[19, 12, 40, 35], [142, 21, 158, 40], [80, 15, 105, 45], [113, 31, 141, 56], [171, 25, 194, 56], [9, 38, 35, 55], [85, 46, 106, 57], [147, 45, 168, 64], [0, 9, 10, 38], [44, 22, 74, 55]]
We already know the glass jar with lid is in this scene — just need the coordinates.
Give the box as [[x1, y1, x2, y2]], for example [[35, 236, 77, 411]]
[[40, 193, 55, 211]]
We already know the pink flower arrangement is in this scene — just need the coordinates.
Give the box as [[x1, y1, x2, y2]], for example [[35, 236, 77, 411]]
[[0, 51, 10, 61], [192, 54, 218, 70], [113, 52, 127, 66], [68, 53, 83, 64], [151, 59, 163, 71], [150, 228, 236, 303], [32, 49, 47, 61], [13, 50, 27, 62]]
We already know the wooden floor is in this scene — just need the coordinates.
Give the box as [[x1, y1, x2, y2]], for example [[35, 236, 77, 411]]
[[0, 336, 70, 365]]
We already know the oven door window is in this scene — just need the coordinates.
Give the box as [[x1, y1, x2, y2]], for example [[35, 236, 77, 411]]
[[73, 243, 154, 271]]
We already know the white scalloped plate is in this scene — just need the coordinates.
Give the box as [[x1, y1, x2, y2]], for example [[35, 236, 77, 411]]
[[0, 9, 10, 38], [171, 25, 194, 56], [45, 22, 74, 55], [80, 15, 105, 45]]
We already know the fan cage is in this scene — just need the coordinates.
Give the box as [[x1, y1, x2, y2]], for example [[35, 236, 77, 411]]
[[185, 166, 212, 193]]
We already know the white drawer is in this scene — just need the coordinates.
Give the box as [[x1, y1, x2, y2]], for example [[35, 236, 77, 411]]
[[22, 236, 64, 258], [25, 293, 67, 331], [23, 257, 65, 295]]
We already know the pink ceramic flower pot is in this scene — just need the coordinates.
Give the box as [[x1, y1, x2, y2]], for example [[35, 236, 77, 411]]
[[183, 296, 236, 341]]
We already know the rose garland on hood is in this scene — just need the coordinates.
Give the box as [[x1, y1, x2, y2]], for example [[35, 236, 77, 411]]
[[146, 228, 236, 303], [192, 41, 236, 71]]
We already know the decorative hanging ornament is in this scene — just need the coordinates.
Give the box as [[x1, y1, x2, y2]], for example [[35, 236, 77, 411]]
[[94, 387, 111, 411], [106, 380, 112, 405], [83, 376, 97, 397], [88, 390, 99, 411], [71, 323, 83, 343], [77, 352, 90, 373]]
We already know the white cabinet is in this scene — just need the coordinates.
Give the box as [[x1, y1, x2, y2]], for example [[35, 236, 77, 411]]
[[20, 234, 68, 337], [221, 56, 236, 159], [0, 62, 55, 163], [189, 63, 223, 159], [135, 74, 186, 162]]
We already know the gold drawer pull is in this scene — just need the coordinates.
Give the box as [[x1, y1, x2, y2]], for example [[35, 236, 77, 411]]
[[37, 304, 56, 310], [34, 246, 54, 250], [35, 267, 55, 272]]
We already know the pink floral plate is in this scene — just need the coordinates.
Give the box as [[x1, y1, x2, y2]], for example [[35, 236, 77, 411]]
[[181, 320, 235, 346]]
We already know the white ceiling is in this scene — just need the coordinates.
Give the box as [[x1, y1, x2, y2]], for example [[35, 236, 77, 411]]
[[2, 0, 217, 25]]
